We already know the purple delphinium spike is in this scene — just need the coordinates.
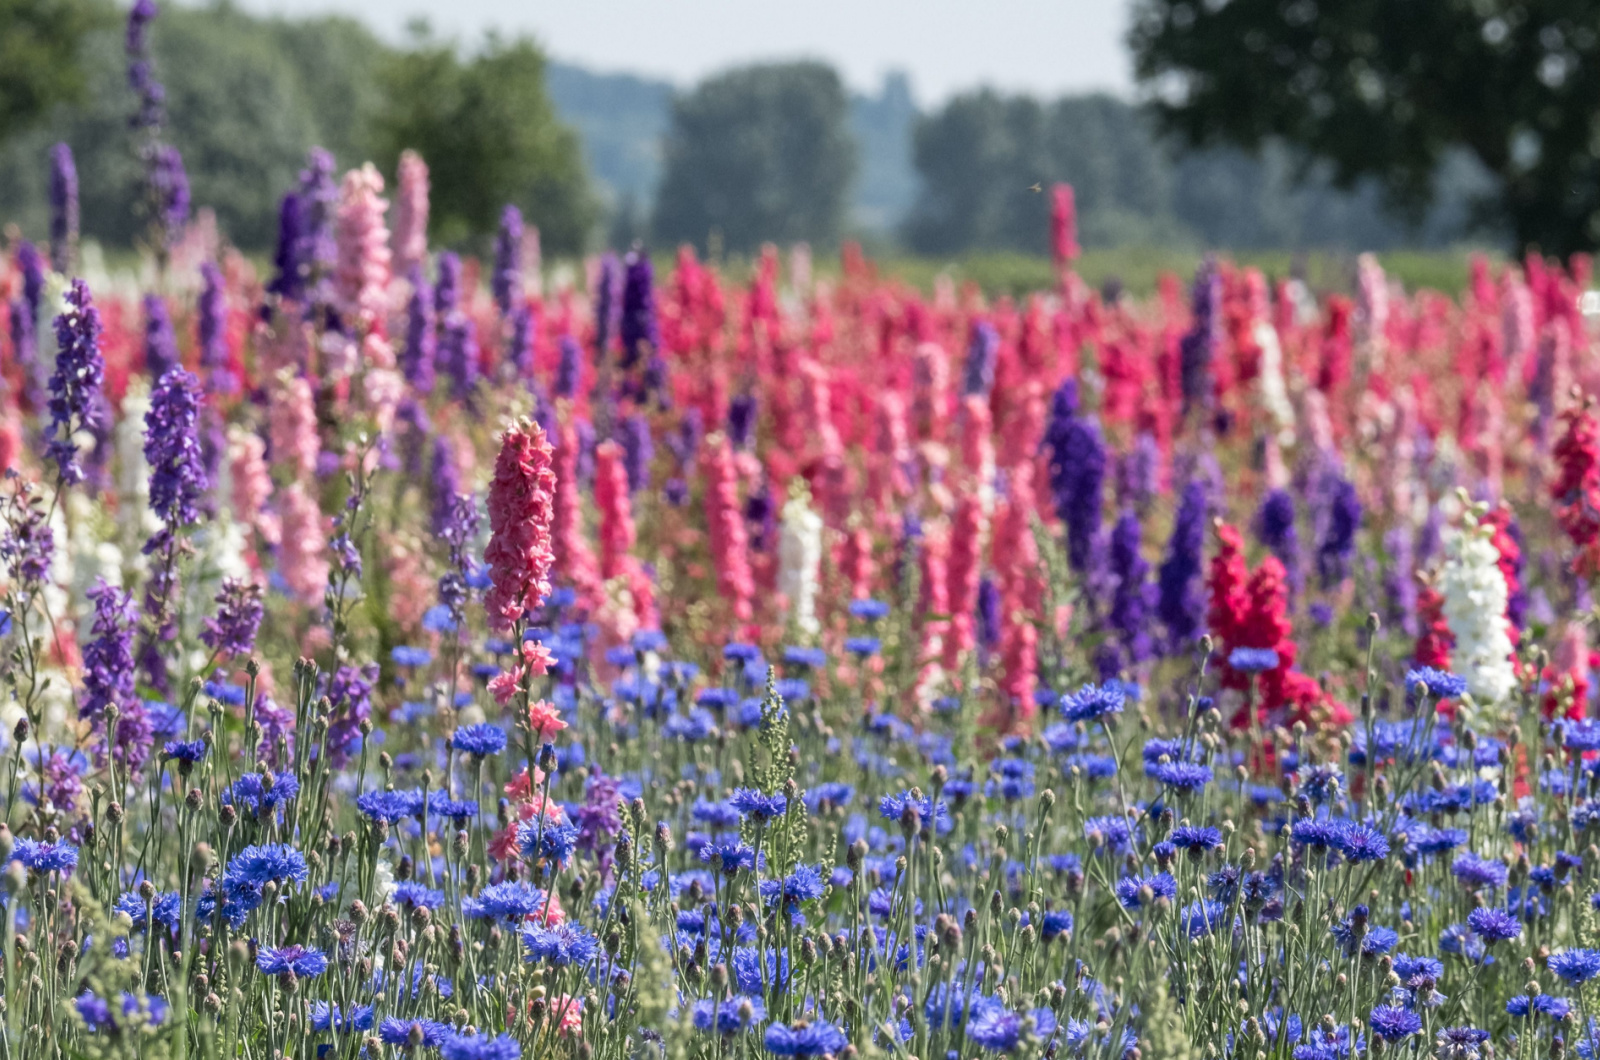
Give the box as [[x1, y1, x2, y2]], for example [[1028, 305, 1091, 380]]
[[620, 414, 653, 494], [1108, 508, 1154, 669], [46, 279, 106, 487], [555, 334, 582, 399], [150, 144, 190, 246], [1042, 380, 1106, 575], [493, 204, 523, 318], [402, 264, 436, 393], [440, 313, 479, 404], [126, 0, 164, 133], [197, 262, 235, 394], [594, 252, 621, 360], [963, 320, 999, 398], [295, 148, 338, 301], [620, 249, 658, 373], [1255, 489, 1303, 607], [976, 577, 1001, 658], [745, 480, 775, 553], [434, 251, 462, 319], [1383, 524, 1418, 638], [1315, 473, 1361, 590], [574, 420, 596, 487], [49, 143, 79, 275], [431, 438, 461, 539], [728, 394, 758, 450], [142, 294, 179, 380], [1116, 431, 1160, 515], [395, 399, 430, 479], [320, 663, 379, 768], [267, 193, 306, 303], [80, 580, 139, 730], [1157, 479, 1207, 655], [1180, 258, 1220, 418], [200, 577, 264, 658], [143, 367, 208, 546], [437, 491, 480, 627], [509, 303, 536, 381]]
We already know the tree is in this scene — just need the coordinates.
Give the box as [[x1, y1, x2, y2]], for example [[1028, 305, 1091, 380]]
[[374, 34, 596, 254], [653, 62, 856, 254], [1128, 0, 1600, 253], [0, 0, 104, 142]]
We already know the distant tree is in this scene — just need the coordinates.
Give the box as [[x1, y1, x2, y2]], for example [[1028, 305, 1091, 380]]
[[653, 62, 856, 254], [0, 0, 105, 143], [375, 34, 596, 254], [1128, 0, 1600, 253]]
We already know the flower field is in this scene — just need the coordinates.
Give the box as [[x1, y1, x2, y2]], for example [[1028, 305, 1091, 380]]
[[11, 11, 1600, 1060]]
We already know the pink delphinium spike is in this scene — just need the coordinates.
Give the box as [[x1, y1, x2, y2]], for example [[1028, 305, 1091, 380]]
[[593, 439, 635, 581], [227, 424, 278, 547], [268, 371, 318, 482], [483, 418, 557, 632], [1050, 183, 1079, 269], [552, 411, 601, 605], [943, 492, 984, 673], [334, 163, 391, 333], [278, 482, 329, 606], [391, 150, 429, 277], [704, 435, 754, 623]]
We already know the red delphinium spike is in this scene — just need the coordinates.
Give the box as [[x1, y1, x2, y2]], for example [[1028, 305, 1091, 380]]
[[958, 394, 993, 486], [704, 434, 754, 623], [483, 418, 556, 632], [1050, 183, 1079, 269], [1206, 520, 1251, 659], [1413, 575, 1453, 670], [1543, 623, 1590, 721], [841, 526, 876, 602], [944, 492, 984, 673], [1553, 395, 1600, 576], [593, 440, 634, 582]]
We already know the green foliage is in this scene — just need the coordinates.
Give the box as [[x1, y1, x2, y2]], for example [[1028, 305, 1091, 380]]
[[653, 62, 857, 254], [1128, 0, 1600, 253], [0, 0, 105, 142], [373, 34, 596, 255]]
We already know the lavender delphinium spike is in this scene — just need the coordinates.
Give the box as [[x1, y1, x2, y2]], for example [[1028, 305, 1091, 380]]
[[46, 279, 106, 487], [594, 252, 621, 361], [493, 204, 523, 318], [1180, 258, 1220, 418], [1116, 431, 1160, 515], [434, 251, 462, 319], [150, 144, 190, 246], [440, 313, 479, 404], [1255, 488, 1303, 607], [142, 294, 178, 380], [49, 143, 79, 274], [1157, 478, 1207, 655], [295, 147, 338, 303], [963, 320, 999, 398], [1315, 473, 1361, 590], [80, 580, 139, 730], [509, 303, 536, 381], [1383, 524, 1418, 638], [431, 437, 461, 539], [1108, 508, 1154, 670], [555, 334, 583, 399], [143, 366, 208, 548], [197, 262, 236, 394], [621, 414, 653, 494], [402, 264, 436, 393], [1042, 380, 1105, 576]]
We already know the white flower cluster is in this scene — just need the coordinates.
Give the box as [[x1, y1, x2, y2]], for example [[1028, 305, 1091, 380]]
[[1439, 505, 1518, 718], [777, 484, 824, 637]]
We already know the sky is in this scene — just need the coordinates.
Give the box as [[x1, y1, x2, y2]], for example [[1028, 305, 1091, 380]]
[[224, 0, 1137, 102]]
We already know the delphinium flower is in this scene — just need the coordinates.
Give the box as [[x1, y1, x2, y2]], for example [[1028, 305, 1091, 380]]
[[46, 278, 106, 486], [148, 144, 190, 246], [1157, 479, 1208, 653], [143, 367, 208, 544], [79, 580, 138, 730], [705, 436, 755, 622], [391, 149, 429, 273], [333, 162, 391, 331], [142, 294, 179, 379], [1383, 523, 1417, 636], [620, 248, 659, 371], [1106, 507, 1153, 670], [1042, 381, 1107, 575], [401, 263, 436, 392], [1554, 398, 1600, 575], [484, 419, 556, 631], [493, 204, 523, 317], [49, 142, 78, 273], [1314, 473, 1360, 589], [321, 663, 377, 767], [1438, 505, 1517, 710], [1179, 258, 1219, 416], [439, 311, 480, 402]]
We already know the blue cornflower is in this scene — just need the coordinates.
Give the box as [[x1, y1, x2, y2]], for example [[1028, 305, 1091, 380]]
[[783, 646, 827, 668], [723, 642, 762, 662], [1061, 683, 1126, 722], [1297, 764, 1343, 804], [392, 882, 445, 909], [1116, 872, 1177, 909], [879, 791, 950, 833], [965, 998, 1026, 1051], [1550, 948, 1600, 983], [1434, 1028, 1490, 1060], [310, 1002, 375, 1032], [223, 845, 307, 889], [699, 842, 759, 875], [520, 820, 580, 868], [1181, 900, 1228, 938], [844, 636, 881, 657], [1227, 647, 1279, 673], [1467, 906, 1522, 942], [451, 723, 507, 757], [1452, 853, 1509, 890], [114, 890, 181, 933], [441, 1034, 522, 1060], [1406, 668, 1468, 700], [1169, 825, 1223, 854], [729, 788, 788, 820], [691, 799, 743, 829], [1565, 720, 1600, 752], [256, 945, 327, 977], [1290, 818, 1346, 849], [692, 996, 765, 1033], [431, 798, 478, 822], [379, 1017, 453, 1047], [1337, 823, 1390, 863], [697, 687, 739, 711], [1040, 910, 1074, 941], [849, 599, 891, 621], [462, 881, 545, 921], [1085, 815, 1138, 853], [222, 772, 300, 817], [1149, 761, 1213, 791], [391, 645, 432, 667], [760, 864, 827, 912], [804, 782, 855, 812], [663, 709, 716, 742], [11, 840, 80, 875], [1368, 1007, 1423, 1041], [162, 739, 207, 764], [764, 1019, 848, 1056], [356, 788, 424, 822], [522, 923, 599, 966]]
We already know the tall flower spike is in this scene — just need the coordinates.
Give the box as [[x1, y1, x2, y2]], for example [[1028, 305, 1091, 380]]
[[46, 278, 106, 487], [197, 262, 235, 394], [334, 163, 391, 332], [391, 149, 430, 276], [143, 367, 208, 544], [484, 419, 557, 631], [49, 143, 78, 275], [142, 294, 178, 380], [493, 204, 524, 318], [1157, 479, 1208, 654], [1439, 502, 1517, 718]]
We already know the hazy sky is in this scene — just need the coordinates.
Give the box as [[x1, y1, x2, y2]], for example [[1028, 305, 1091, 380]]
[[224, 0, 1137, 101]]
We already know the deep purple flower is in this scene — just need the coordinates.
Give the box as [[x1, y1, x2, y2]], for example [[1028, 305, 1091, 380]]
[[728, 393, 758, 450], [144, 367, 208, 537], [594, 251, 621, 359], [46, 279, 106, 486], [431, 437, 461, 538], [440, 313, 479, 402], [1157, 479, 1207, 653], [49, 143, 78, 274], [1315, 473, 1361, 590], [1043, 381, 1106, 575], [963, 319, 998, 397], [434, 250, 462, 318], [1255, 489, 1302, 606], [402, 264, 436, 392], [320, 663, 378, 767], [199, 577, 263, 657], [621, 413, 652, 493], [1107, 509, 1152, 666], [555, 333, 583, 398], [142, 294, 178, 379], [80, 580, 138, 729], [493, 204, 523, 317], [509, 303, 536, 379], [267, 193, 307, 303], [197, 261, 235, 393], [620, 249, 657, 370], [1180, 258, 1220, 416]]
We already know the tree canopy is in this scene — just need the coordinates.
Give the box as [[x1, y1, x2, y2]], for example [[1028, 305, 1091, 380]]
[[0, 0, 105, 143], [652, 62, 857, 254], [1128, 0, 1600, 253]]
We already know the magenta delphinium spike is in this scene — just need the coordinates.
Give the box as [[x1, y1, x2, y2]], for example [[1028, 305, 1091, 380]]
[[142, 294, 178, 380], [46, 279, 106, 487], [391, 149, 430, 275], [49, 143, 78, 274], [494, 204, 524, 318]]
